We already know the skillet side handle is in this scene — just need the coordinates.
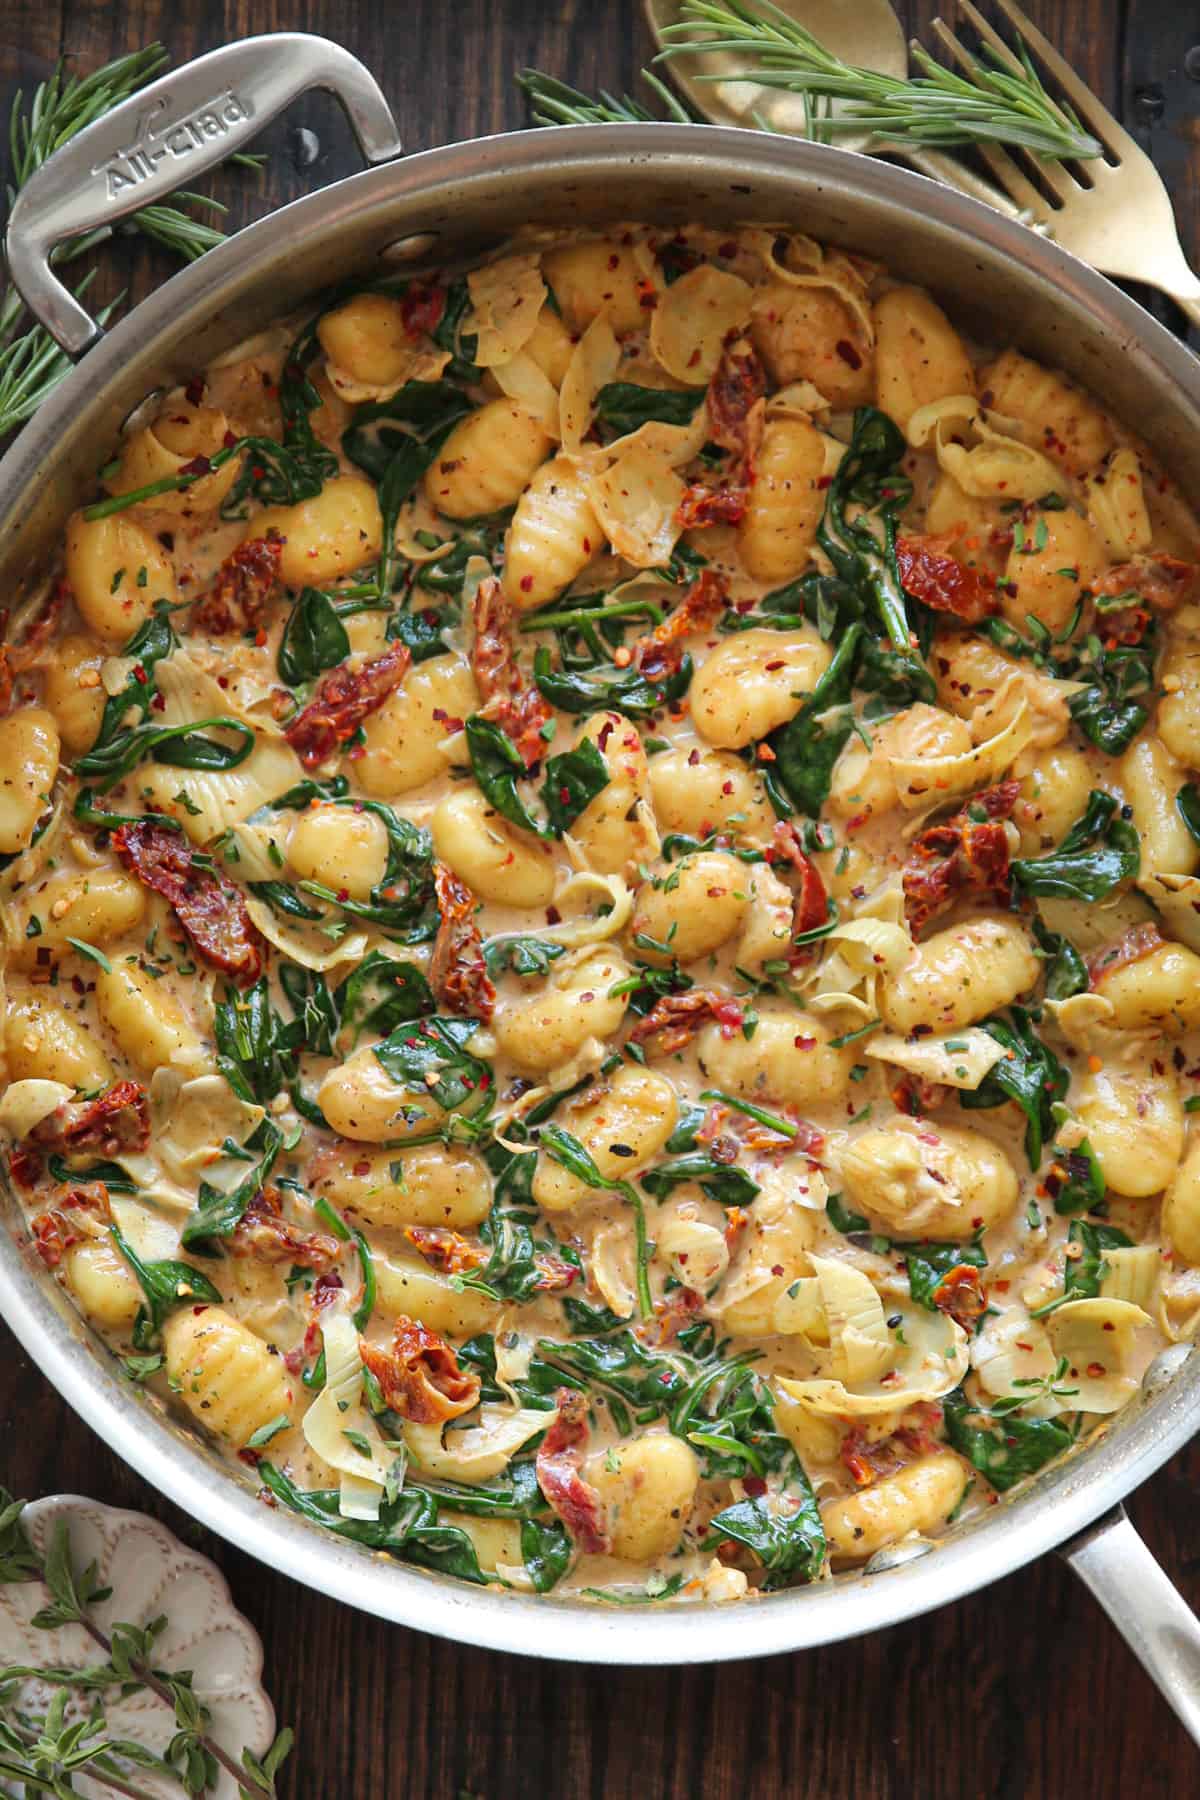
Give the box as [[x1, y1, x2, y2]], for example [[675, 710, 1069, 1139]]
[[5, 34, 403, 357], [1061, 1504, 1200, 1747]]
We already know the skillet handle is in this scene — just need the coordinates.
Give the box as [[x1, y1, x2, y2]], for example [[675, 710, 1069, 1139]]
[[1060, 1504, 1200, 1746], [5, 34, 403, 357]]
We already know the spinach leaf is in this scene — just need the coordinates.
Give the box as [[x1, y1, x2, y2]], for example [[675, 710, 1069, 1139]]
[[521, 1518, 573, 1592], [594, 382, 705, 437], [826, 1191, 873, 1236], [277, 588, 351, 686], [258, 1462, 488, 1583], [74, 715, 256, 791], [959, 1009, 1068, 1168], [276, 791, 437, 937], [109, 1224, 223, 1350], [665, 1101, 708, 1153], [763, 621, 863, 817], [459, 1134, 584, 1306], [333, 950, 433, 1046], [1034, 1219, 1132, 1315], [1032, 913, 1088, 1001], [640, 1153, 759, 1208], [482, 936, 567, 979], [342, 380, 474, 595], [278, 964, 338, 1058], [247, 881, 325, 922], [1178, 782, 1200, 850], [87, 604, 178, 754], [430, 277, 480, 380], [818, 406, 929, 673], [532, 644, 690, 718], [536, 1329, 693, 1412], [541, 738, 610, 836], [214, 977, 298, 1105], [181, 1124, 282, 1250], [1010, 790, 1140, 901], [942, 1387, 1073, 1493], [373, 1016, 492, 1116], [905, 1237, 987, 1312], [46, 1154, 137, 1194], [707, 1469, 825, 1588], [1066, 631, 1156, 757], [465, 716, 609, 838], [456, 1332, 568, 1408], [386, 603, 454, 662], [1043, 1134, 1106, 1216]]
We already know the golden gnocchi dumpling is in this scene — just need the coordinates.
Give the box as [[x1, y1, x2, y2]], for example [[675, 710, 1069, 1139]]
[[630, 850, 751, 965], [0, 708, 59, 854], [1001, 504, 1106, 634], [311, 1141, 492, 1230], [423, 400, 552, 520], [5, 995, 114, 1089], [316, 292, 427, 388], [94, 963, 202, 1074], [646, 745, 774, 844], [880, 916, 1038, 1034], [839, 1117, 1019, 1240], [532, 1066, 677, 1212], [502, 455, 603, 609], [1076, 1057, 1184, 1198], [1164, 1137, 1200, 1265], [163, 1306, 291, 1446], [430, 788, 558, 907], [1013, 744, 1095, 855], [872, 285, 975, 429], [11, 868, 146, 971], [286, 803, 390, 901], [64, 1238, 142, 1332], [588, 1434, 700, 1561], [822, 1454, 968, 1562], [979, 348, 1113, 476], [252, 474, 382, 586], [737, 418, 827, 583], [357, 655, 477, 798], [107, 391, 240, 516], [696, 1003, 855, 1109], [1120, 735, 1199, 877], [541, 240, 656, 335], [750, 283, 874, 407], [41, 634, 106, 756], [65, 513, 177, 646], [689, 627, 831, 750], [493, 948, 629, 1075]]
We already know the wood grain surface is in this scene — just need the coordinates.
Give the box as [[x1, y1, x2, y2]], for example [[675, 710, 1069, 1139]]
[[3, 3, 1200, 1795]]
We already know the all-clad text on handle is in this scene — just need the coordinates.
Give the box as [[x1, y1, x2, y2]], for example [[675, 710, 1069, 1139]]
[[5, 34, 403, 356]]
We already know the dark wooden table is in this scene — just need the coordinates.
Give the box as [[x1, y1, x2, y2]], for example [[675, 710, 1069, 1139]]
[[3, 4, 1200, 1794]]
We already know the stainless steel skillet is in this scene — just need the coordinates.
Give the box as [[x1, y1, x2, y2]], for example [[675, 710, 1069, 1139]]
[[3, 31, 1200, 1718]]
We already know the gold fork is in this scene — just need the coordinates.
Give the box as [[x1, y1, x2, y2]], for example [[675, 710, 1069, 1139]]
[[934, 0, 1200, 327]]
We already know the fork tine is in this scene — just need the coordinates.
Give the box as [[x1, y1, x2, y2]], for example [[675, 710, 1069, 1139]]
[[989, 0, 1141, 161], [929, 19, 1067, 210], [950, 0, 1023, 74]]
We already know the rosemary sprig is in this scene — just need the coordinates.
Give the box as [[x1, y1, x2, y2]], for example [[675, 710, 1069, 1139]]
[[0, 45, 264, 439], [517, 68, 693, 126], [0, 1489, 293, 1800], [657, 0, 1101, 159]]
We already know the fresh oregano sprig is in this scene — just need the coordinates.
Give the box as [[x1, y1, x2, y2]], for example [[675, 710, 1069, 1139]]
[[0, 1490, 293, 1800]]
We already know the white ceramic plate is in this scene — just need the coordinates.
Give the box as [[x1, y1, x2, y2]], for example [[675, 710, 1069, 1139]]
[[0, 1494, 276, 1800]]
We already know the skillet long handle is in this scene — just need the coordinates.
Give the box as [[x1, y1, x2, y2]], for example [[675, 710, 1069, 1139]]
[[1061, 1504, 1200, 1745], [6, 34, 403, 357]]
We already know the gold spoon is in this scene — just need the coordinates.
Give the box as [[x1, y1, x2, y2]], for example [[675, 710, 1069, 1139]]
[[643, 0, 1027, 218]]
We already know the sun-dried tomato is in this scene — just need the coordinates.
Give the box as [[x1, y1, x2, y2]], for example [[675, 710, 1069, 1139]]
[[113, 821, 265, 985], [902, 781, 1018, 937], [706, 335, 766, 463], [769, 820, 830, 937], [931, 1264, 988, 1330], [29, 1080, 149, 1157], [697, 1100, 823, 1161], [675, 482, 748, 530], [191, 533, 282, 635], [284, 640, 412, 768], [229, 1185, 340, 1272], [404, 1225, 487, 1276], [535, 1387, 610, 1555], [896, 533, 1000, 624], [627, 569, 728, 684], [399, 282, 447, 339], [1092, 552, 1200, 613], [641, 1285, 704, 1347], [470, 575, 553, 767], [429, 863, 495, 1021], [1087, 921, 1164, 988], [360, 1315, 480, 1424], [30, 1183, 111, 1269], [628, 988, 745, 1056]]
